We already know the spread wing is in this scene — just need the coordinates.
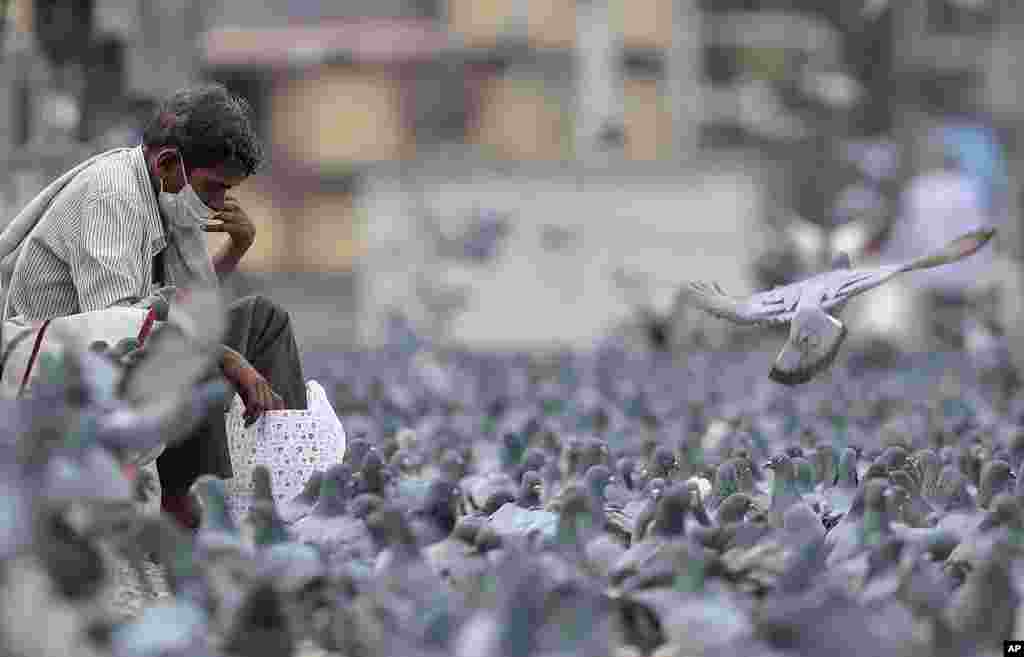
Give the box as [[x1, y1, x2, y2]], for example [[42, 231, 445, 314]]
[[680, 280, 803, 327], [816, 265, 905, 314]]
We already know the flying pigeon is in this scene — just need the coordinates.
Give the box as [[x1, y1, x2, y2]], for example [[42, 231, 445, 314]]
[[680, 227, 996, 385]]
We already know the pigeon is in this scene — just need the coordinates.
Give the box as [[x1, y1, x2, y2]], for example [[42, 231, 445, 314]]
[[825, 447, 860, 516], [976, 458, 1015, 509], [765, 454, 804, 527], [221, 580, 296, 657], [680, 227, 996, 384], [277, 471, 322, 525]]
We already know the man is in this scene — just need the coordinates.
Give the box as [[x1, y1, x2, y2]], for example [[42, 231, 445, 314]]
[[0, 83, 307, 529]]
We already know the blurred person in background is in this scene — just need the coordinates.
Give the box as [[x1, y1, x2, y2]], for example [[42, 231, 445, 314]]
[[0, 83, 307, 529], [881, 133, 1001, 350]]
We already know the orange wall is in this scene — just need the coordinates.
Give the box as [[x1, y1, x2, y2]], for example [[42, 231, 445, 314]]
[[270, 64, 413, 165]]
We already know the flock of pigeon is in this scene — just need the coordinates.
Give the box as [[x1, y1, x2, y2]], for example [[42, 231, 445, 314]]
[[3, 283, 1024, 657]]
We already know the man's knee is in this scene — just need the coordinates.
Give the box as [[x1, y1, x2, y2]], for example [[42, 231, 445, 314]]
[[231, 294, 292, 326]]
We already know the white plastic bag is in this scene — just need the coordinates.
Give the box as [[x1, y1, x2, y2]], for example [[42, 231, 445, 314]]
[[225, 380, 347, 521], [0, 306, 155, 399]]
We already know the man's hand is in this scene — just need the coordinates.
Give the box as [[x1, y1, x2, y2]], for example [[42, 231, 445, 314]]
[[208, 195, 255, 278], [221, 347, 285, 426], [204, 195, 255, 253]]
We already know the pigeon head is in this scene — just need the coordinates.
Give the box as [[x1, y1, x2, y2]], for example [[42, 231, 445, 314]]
[[710, 460, 740, 507], [650, 485, 690, 538], [644, 477, 667, 501], [785, 445, 805, 459], [365, 506, 417, 552], [517, 471, 543, 508], [249, 500, 290, 548], [345, 438, 373, 470], [812, 445, 839, 486], [836, 447, 859, 489], [518, 448, 547, 481], [765, 454, 795, 480], [876, 446, 908, 472], [192, 476, 235, 532], [439, 450, 469, 481], [356, 450, 386, 495], [349, 493, 385, 519], [716, 493, 761, 524], [482, 489, 517, 515], [420, 479, 462, 529], [583, 464, 613, 500], [500, 431, 528, 472], [555, 487, 594, 549], [883, 484, 909, 521], [978, 459, 1015, 509], [733, 456, 756, 492], [475, 524, 504, 553], [313, 464, 353, 517], [977, 493, 1023, 533], [862, 479, 892, 548], [648, 446, 678, 480], [452, 515, 485, 545], [769, 306, 847, 386], [296, 471, 323, 505], [251, 465, 274, 504], [581, 438, 610, 471], [792, 456, 816, 495]]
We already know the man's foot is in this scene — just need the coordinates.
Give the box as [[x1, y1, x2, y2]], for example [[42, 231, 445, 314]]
[[161, 492, 200, 532]]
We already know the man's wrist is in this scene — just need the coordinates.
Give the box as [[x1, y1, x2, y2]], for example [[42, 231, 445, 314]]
[[220, 345, 245, 379]]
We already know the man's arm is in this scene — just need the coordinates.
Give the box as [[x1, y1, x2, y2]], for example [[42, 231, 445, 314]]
[[219, 344, 285, 425], [205, 195, 255, 281], [212, 240, 248, 279]]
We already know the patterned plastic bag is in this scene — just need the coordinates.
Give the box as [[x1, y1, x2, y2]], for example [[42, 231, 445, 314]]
[[225, 380, 346, 522]]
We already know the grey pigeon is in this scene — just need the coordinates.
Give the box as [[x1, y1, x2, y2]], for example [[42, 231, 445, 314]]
[[681, 227, 996, 384], [277, 471, 322, 525]]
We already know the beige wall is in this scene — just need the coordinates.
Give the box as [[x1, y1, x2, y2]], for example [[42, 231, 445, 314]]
[[526, 1, 576, 49], [623, 77, 672, 160], [270, 64, 413, 165], [448, 0, 516, 47], [471, 76, 569, 160], [289, 190, 363, 272], [449, 0, 576, 48], [616, 0, 674, 50]]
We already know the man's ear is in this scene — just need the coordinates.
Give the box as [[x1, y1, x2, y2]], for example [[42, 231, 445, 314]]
[[152, 147, 183, 190]]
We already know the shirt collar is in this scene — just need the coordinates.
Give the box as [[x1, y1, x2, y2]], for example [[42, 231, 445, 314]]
[[130, 144, 167, 253]]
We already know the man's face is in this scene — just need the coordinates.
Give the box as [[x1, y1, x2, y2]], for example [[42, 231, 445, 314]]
[[155, 148, 248, 211]]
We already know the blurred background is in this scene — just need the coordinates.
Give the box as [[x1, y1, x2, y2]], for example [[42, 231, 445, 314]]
[[0, 0, 1022, 364]]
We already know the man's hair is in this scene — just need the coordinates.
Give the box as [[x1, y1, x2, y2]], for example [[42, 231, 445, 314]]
[[142, 83, 263, 176]]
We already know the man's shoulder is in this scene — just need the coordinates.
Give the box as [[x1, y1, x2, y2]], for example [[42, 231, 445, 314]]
[[72, 149, 148, 203]]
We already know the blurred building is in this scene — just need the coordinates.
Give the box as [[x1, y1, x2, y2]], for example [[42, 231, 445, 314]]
[[1, 0, 1022, 351]]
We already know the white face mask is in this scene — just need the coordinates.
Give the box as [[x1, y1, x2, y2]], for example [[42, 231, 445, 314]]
[[157, 151, 216, 228]]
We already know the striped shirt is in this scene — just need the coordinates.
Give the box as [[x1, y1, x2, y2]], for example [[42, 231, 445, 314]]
[[6, 146, 168, 321]]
